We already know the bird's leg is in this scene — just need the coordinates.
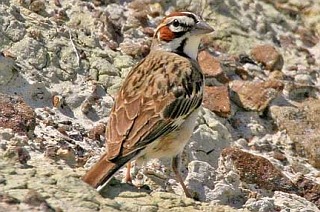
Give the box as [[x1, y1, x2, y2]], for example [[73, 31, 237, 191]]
[[124, 162, 132, 183], [172, 155, 192, 198]]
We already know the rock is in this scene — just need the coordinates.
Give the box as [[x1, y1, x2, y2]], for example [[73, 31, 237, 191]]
[[229, 111, 271, 139], [91, 58, 119, 78], [274, 191, 319, 212], [203, 86, 231, 117], [10, 37, 48, 70], [244, 197, 275, 212], [56, 148, 76, 167], [295, 176, 320, 208], [230, 80, 284, 111], [0, 53, 19, 85], [186, 108, 232, 169], [0, 193, 20, 204], [270, 99, 320, 168], [251, 44, 284, 71], [88, 123, 106, 141], [23, 189, 52, 208], [29, 0, 46, 14], [3, 18, 26, 42], [198, 50, 229, 84], [4, 146, 31, 165], [208, 171, 245, 207], [268, 70, 284, 80], [284, 82, 319, 101], [0, 93, 36, 137], [221, 147, 298, 193], [119, 40, 150, 58], [185, 161, 216, 201], [296, 26, 319, 47], [0, 128, 14, 141], [294, 74, 313, 85]]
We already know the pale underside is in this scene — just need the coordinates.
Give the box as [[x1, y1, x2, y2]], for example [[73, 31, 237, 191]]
[[135, 107, 200, 166]]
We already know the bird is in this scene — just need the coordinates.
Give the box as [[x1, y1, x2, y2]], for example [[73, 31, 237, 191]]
[[82, 11, 214, 198]]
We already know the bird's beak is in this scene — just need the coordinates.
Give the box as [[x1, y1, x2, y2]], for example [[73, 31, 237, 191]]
[[191, 20, 214, 35]]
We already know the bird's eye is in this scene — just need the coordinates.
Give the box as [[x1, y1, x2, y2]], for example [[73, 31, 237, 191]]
[[172, 19, 180, 27]]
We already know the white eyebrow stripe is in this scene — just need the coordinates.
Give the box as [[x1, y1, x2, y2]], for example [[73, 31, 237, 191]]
[[168, 16, 195, 27]]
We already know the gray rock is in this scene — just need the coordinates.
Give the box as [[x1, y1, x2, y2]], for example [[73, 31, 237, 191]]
[[4, 20, 26, 42], [294, 73, 313, 85], [0, 55, 18, 85], [274, 191, 320, 212], [185, 161, 216, 201], [11, 37, 48, 70], [244, 197, 275, 212], [186, 108, 232, 168]]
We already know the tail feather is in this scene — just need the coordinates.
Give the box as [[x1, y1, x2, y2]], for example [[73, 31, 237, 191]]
[[82, 151, 136, 190], [82, 153, 124, 189]]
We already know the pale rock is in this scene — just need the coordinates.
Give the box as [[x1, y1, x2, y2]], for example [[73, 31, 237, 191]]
[[294, 73, 313, 85], [185, 161, 216, 201], [274, 191, 320, 212], [0, 53, 18, 85], [244, 197, 275, 212], [10, 37, 48, 70], [186, 107, 232, 168]]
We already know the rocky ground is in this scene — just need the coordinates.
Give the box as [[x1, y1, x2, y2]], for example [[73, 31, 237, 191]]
[[0, 0, 320, 211]]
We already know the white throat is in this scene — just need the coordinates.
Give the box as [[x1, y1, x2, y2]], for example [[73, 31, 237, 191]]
[[183, 36, 202, 60], [153, 35, 202, 61]]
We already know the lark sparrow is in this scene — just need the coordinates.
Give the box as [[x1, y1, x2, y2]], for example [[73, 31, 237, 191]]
[[82, 11, 214, 198]]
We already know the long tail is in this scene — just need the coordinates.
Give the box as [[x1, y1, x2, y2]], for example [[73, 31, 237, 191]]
[[82, 152, 132, 190]]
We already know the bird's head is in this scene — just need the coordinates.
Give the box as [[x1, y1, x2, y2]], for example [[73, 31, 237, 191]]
[[152, 12, 214, 60]]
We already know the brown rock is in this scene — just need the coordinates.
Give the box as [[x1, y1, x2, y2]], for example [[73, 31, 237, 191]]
[[296, 27, 319, 47], [223, 147, 320, 208], [203, 86, 231, 117], [4, 146, 31, 164], [270, 99, 320, 168], [29, 0, 46, 14], [23, 189, 55, 211], [198, 50, 229, 84], [88, 123, 106, 141], [235, 67, 250, 80], [15, 146, 31, 164], [56, 148, 76, 167], [251, 44, 284, 71], [119, 41, 150, 58], [221, 147, 297, 192], [0, 93, 36, 137], [230, 80, 284, 111], [268, 70, 284, 80], [23, 190, 47, 206], [295, 177, 320, 208]]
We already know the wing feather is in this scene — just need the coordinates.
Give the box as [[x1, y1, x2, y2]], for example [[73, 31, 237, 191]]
[[106, 50, 203, 160]]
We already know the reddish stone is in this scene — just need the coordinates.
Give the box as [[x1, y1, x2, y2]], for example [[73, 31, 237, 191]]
[[296, 27, 319, 47], [221, 147, 297, 193], [295, 176, 320, 208], [251, 44, 284, 71], [222, 147, 320, 208], [198, 50, 229, 84], [0, 93, 36, 137], [230, 80, 284, 111], [203, 86, 231, 117], [88, 123, 106, 141]]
